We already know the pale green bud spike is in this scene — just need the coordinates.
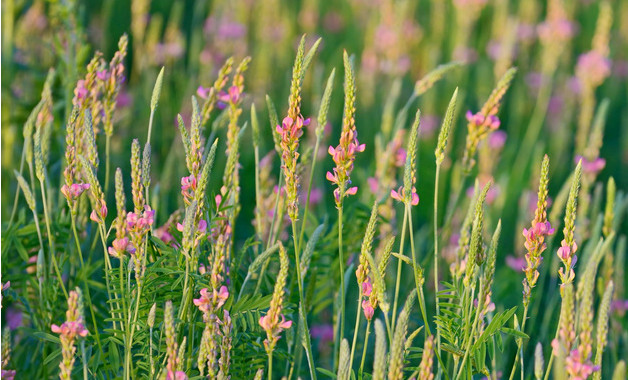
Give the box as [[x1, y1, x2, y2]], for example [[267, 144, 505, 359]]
[[389, 290, 416, 380], [196, 139, 219, 205], [415, 61, 463, 96], [564, 161, 583, 247], [302, 37, 322, 79], [534, 343, 544, 380], [593, 280, 613, 380], [586, 98, 609, 159], [468, 181, 491, 272], [181, 201, 197, 255], [301, 223, 326, 278], [337, 338, 350, 380], [379, 236, 395, 281], [612, 361, 626, 380], [372, 319, 387, 380], [602, 177, 615, 237], [191, 95, 201, 136], [34, 123, 45, 182], [342, 50, 356, 129], [177, 114, 191, 164], [142, 143, 151, 189], [316, 69, 336, 138], [435, 88, 458, 165], [403, 109, 420, 201], [481, 67, 517, 117], [14, 170, 36, 212], [251, 103, 260, 148], [84, 109, 99, 169], [248, 242, 281, 275], [484, 220, 501, 293], [151, 66, 165, 111], [365, 249, 388, 312]]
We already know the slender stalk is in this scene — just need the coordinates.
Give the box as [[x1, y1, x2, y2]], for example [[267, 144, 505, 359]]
[[454, 282, 480, 380], [358, 320, 371, 380], [149, 326, 154, 377], [433, 164, 442, 355], [349, 296, 362, 372], [39, 180, 68, 299], [71, 212, 104, 355], [407, 203, 432, 336], [291, 220, 317, 380], [255, 172, 284, 296], [268, 351, 273, 380], [254, 145, 263, 241], [508, 306, 530, 380], [392, 208, 409, 328], [80, 341, 88, 380], [337, 205, 346, 353]]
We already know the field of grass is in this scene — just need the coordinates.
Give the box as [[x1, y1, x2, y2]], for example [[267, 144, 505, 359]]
[[1, 0, 627, 379]]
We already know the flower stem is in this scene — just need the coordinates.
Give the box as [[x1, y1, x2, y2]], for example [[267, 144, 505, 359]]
[[39, 179, 68, 299], [349, 296, 362, 373], [358, 320, 371, 380], [433, 164, 442, 356], [392, 207, 408, 329], [508, 305, 530, 380], [337, 204, 346, 360]]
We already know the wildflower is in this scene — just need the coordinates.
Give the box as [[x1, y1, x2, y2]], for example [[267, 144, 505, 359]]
[[197, 86, 211, 99], [327, 51, 364, 207], [108, 237, 134, 258], [390, 186, 419, 206], [259, 244, 292, 353], [89, 199, 108, 224], [279, 115, 311, 217], [193, 286, 229, 314], [361, 299, 375, 320], [61, 183, 90, 201], [217, 85, 241, 109], [557, 161, 582, 287], [565, 348, 599, 380], [522, 156, 554, 305], [576, 50, 611, 88], [52, 290, 88, 380]]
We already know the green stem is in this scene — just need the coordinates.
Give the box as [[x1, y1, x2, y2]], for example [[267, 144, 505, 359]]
[[407, 203, 432, 337], [39, 180, 68, 299], [291, 220, 317, 380], [454, 282, 479, 380], [71, 212, 104, 356], [337, 204, 346, 362], [8, 150, 25, 228], [433, 164, 442, 356], [349, 296, 362, 372], [392, 207, 409, 329], [268, 350, 273, 380], [104, 135, 111, 195], [358, 320, 371, 380], [508, 306, 530, 380]]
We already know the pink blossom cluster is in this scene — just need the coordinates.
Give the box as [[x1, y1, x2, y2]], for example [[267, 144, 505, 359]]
[[557, 239, 578, 284], [390, 186, 419, 206], [194, 287, 229, 315], [108, 237, 135, 258], [51, 320, 88, 339], [181, 174, 197, 205], [89, 199, 108, 224], [466, 111, 501, 131], [277, 115, 310, 219], [258, 313, 293, 344], [361, 280, 375, 320], [565, 348, 599, 380], [217, 85, 242, 110], [61, 183, 90, 201], [126, 206, 155, 233], [576, 51, 611, 87], [537, 18, 575, 43], [326, 137, 365, 204], [522, 220, 555, 286]]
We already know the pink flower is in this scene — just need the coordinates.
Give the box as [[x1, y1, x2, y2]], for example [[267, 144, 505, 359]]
[[576, 51, 611, 86], [126, 206, 155, 232], [166, 371, 188, 380], [362, 299, 375, 320], [217, 85, 242, 109], [575, 155, 605, 176], [362, 281, 372, 297], [390, 186, 419, 206], [51, 321, 88, 338], [181, 174, 197, 202], [61, 183, 90, 201], [193, 288, 212, 314], [197, 86, 211, 99], [1, 370, 16, 380], [108, 237, 135, 258], [466, 111, 500, 130], [505, 255, 526, 271], [565, 348, 599, 380], [90, 200, 108, 224], [488, 130, 507, 149]]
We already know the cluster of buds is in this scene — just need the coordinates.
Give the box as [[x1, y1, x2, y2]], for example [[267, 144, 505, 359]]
[[327, 51, 364, 207], [163, 301, 187, 380], [357, 203, 379, 321], [522, 156, 554, 305], [51, 289, 88, 380], [180, 174, 197, 205], [461, 68, 516, 172], [259, 244, 292, 353], [127, 206, 155, 277], [557, 162, 582, 288], [279, 115, 311, 219], [109, 168, 133, 258], [565, 349, 600, 380], [417, 336, 435, 380]]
